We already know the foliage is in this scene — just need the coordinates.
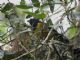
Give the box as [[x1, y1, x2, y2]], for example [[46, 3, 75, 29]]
[[66, 27, 78, 39], [0, 0, 80, 60]]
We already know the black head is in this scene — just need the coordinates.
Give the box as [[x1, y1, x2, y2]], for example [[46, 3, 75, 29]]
[[28, 18, 40, 30]]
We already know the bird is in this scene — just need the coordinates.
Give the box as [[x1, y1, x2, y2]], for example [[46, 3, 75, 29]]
[[28, 18, 41, 31], [28, 18, 69, 43], [28, 18, 49, 41]]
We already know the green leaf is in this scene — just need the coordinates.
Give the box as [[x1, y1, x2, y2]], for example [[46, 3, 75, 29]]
[[1, 3, 14, 13], [46, 19, 53, 26], [16, 5, 32, 9], [67, 27, 78, 39], [31, 0, 40, 7], [24, 12, 46, 19], [0, 21, 7, 34], [24, 11, 35, 15], [20, 0, 26, 5], [35, 13, 46, 19]]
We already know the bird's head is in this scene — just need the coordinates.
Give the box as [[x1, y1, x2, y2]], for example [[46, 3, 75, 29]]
[[28, 18, 40, 30]]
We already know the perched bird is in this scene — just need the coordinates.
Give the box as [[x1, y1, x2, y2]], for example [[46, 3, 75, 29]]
[[28, 18, 41, 31], [28, 18, 49, 40], [28, 18, 69, 43]]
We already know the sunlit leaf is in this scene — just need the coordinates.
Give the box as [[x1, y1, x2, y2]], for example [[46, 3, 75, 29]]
[[67, 27, 78, 39], [16, 5, 32, 9], [35, 13, 46, 19], [0, 21, 7, 35], [24, 11, 36, 16]]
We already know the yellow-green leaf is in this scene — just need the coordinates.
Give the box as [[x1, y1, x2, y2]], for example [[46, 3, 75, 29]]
[[16, 5, 32, 9], [67, 27, 78, 39]]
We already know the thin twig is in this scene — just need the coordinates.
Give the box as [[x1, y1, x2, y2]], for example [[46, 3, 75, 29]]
[[46, 46, 51, 60], [18, 42, 36, 60], [52, 43, 63, 60], [1, 30, 31, 47]]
